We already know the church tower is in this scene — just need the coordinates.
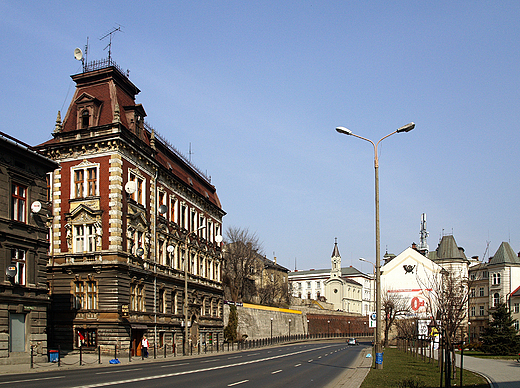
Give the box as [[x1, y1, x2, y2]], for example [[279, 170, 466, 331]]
[[331, 237, 342, 278]]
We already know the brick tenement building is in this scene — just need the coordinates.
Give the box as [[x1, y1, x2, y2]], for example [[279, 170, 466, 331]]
[[0, 132, 57, 364], [37, 60, 225, 355]]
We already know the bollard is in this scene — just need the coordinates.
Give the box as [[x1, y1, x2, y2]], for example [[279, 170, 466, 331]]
[[80, 345, 83, 366], [31, 345, 34, 369], [58, 345, 61, 367], [114, 344, 117, 360], [164, 344, 166, 358], [99, 345, 101, 364], [154, 343, 156, 359], [129, 346, 132, 362]]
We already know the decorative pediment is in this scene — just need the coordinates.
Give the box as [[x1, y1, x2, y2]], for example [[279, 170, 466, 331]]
[[127, 211, 148, 230], [75, 92, 102, 106], [66, 203, 103, 223]]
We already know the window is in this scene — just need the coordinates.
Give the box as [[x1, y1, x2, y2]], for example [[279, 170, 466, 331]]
[[172, 291, 178, 315], [129, 172, 145, 205], [86, 281, 97, 309], [493, 292, 500, 307], [159, 289, 165, 313], [515, 303, 519, 314], [73, 165, 98, 198], [130, 282, 145, 312], [479, 305, 485, 316], [74, 224, 96, 253], [470, 288, 475, 297], [10, 249, 26, 285], [470, 306, 476, 316], [482, 271, 489, 279], [479, 287, 485, 297], [74, 280, 97, 310], [170, 197, 177, 223], [81, 110, 90, 128], [12, 183, 26, 222], [515, 321, 519, 331], [77, 328, 97, 347], [492, 273, 501, 285], [158, 192, 166, 217], [180, 204, 187, 229]]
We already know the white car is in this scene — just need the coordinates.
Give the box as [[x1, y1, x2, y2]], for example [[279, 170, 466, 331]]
[[347, 338, 356, 345]]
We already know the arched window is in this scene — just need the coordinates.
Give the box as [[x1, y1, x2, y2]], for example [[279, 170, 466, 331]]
[[81, 110, 90, 128], [493, 292, 500, 307]]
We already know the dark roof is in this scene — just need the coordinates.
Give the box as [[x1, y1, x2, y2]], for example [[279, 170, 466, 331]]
[[489, 242, 520, 265], [430, 235, 467, 261], [331, 241, 341, 258]]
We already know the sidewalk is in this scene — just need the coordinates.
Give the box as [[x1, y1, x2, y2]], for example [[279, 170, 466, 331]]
[[327, 346, 372, 388], [454, 353, 520, 388]]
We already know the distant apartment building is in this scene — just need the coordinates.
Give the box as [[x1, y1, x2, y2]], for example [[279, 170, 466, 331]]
[[0, 132, 57, 364], [468, 242, 520, 341]]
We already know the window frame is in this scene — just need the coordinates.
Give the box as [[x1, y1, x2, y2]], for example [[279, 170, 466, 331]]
[[12, 183, 27, 223], [10, 248, 26, 285], [72, 163, 99, 199]]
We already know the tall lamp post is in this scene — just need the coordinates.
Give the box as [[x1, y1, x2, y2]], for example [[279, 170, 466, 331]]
[[336, 122, 414, 369]]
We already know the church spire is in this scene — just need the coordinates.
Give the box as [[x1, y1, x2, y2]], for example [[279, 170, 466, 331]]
[[331, 237, 342, 277]]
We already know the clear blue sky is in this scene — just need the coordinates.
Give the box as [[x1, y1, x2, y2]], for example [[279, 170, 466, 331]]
[[2, 1, 519, 274]]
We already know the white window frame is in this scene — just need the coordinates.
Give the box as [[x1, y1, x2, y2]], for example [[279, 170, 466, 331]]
[[128, 170, 146, 206], [71, 162, 100, 199], [11, 249, 26, 285], [74, 224, 96, 253]]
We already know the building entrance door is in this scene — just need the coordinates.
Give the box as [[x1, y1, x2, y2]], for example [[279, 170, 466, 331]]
[[10, 313, 25, 352]]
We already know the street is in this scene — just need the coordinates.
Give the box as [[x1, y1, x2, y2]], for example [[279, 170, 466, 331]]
[[0, 341, 366, 388]]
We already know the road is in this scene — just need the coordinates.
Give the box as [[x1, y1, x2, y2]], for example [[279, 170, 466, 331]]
[[0, 341, 366, 388]]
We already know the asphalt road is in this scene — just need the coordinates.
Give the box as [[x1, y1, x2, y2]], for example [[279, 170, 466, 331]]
[[0, 341, 365, 388]]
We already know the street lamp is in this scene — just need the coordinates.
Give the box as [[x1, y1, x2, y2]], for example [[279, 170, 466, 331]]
[[271, 318, 273, 344], [289, 319, 291, 339], [336, 122, 414, 369], [327, 320, 330, 337]]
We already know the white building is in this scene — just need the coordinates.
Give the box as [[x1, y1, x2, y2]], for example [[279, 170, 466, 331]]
[[288, 240, 374, 315]]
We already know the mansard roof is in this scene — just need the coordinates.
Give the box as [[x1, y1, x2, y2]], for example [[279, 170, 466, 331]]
[[37, 64, 223, 211], [489, 242, 520, 265]]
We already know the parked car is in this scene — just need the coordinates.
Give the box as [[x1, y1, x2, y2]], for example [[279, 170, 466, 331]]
[[347, 337, 357, 345]]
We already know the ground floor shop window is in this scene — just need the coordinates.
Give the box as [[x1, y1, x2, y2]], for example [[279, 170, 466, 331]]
[[77, 328, 97, 347]]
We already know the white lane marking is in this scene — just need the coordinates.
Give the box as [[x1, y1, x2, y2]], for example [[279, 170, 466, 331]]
[[228, 380, 249, 386], [160, 362, 189, 368], [228, 355, 243, 359], [201, 359, 220, 363], [0, 376, 65, 385], [308, 359, 313, 363], [271, 370, 283, 374], [96, 368, 143, 375], [294, 364, 301, 367], [70, 344, 337, 388]]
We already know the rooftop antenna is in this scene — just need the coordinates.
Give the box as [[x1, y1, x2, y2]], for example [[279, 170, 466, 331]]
[[100, 25, 122, 63], [417, 213, 429, 254]]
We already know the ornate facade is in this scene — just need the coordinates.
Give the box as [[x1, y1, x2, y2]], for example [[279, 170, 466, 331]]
[[37, 62, 225, 354]]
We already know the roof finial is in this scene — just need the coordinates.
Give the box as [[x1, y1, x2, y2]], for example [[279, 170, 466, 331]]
[[54, 111, 62, 134]]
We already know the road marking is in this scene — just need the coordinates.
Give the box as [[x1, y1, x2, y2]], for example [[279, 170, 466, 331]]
[[228, 380, 249, 386], [271, 370, 283, 374], [160, 362, 189, 368], [201, 359, 220, 363], [96, 368, 143, 375], [0, 376, 65, 384], [69, 344, 337, 388], [228, 355, 243, 359], [308, 359, 313, 363], [294, 364, 301, 367]]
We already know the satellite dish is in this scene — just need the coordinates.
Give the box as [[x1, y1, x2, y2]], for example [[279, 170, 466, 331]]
[[136, 247, 144, 257], [159, 205, 168, 214], [125, 181, 137, 194], [74, 47, 83, 61], [31, 201, 42, 214], [215, 235, 223, 244], [6, 265, 17, 278], [167, 245, 174, 253]]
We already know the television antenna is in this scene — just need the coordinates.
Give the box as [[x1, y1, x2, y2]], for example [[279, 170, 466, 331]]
[[100, 25, 122, 62]]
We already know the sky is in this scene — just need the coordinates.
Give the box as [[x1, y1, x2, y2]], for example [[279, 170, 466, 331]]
[[2, 1, 520, 274]]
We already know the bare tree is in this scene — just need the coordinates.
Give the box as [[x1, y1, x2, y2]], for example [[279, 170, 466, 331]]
[[383, 290, 412, 346], [258, 275, 290, 308], [221, 227, 263, 303], [419, 265, 470, 381]]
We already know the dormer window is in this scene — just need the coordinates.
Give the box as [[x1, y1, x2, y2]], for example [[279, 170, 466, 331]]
[[81, 110, 90, 128]]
